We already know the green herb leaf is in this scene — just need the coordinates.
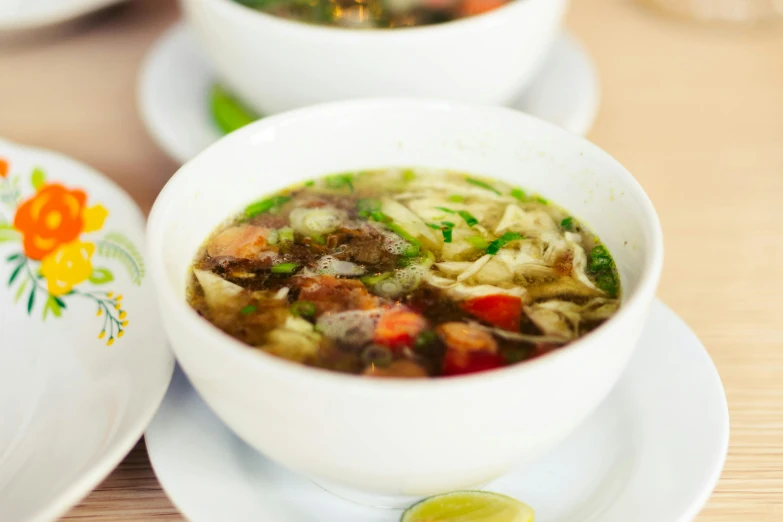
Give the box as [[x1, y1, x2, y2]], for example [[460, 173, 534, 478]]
[[510, 188, 527, 201], [291, 300, 317, 318], [589, 245, 613, 272], [426, 223, 441, 229], [465, 177, 501, 195], [487, 232, 522, 255], [271, 262, 299, 274], [357, 198, 382, 218], [414, 330, 438, 350], [596, 272, 619, 297], [402, 169, 416, 182], [324, 173, 354, 192], [435, 206, 455, 214], [240, 305, 257, 315], [447, 194, 465, 203], [304, 180, 315, 187], [245, 195, 291, 218], [561, 217, 574, 231], [535, 196, 548, 205], [457, 210, 478, 227], [441, 225, 453, 243], [88, 267, 114, 285]]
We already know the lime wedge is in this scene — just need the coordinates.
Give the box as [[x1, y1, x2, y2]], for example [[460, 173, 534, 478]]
[[401, 491, 535, 522]]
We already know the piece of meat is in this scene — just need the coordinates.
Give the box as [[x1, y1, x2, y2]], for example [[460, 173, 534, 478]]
[[207, 225, 271, 260], [345, 237, 392, 265], [295, 275, 380, 315]]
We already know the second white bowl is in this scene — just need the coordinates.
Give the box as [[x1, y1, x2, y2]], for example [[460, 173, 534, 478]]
[[181, 0, 569, 115]]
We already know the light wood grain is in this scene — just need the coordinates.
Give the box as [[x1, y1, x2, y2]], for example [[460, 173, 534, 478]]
[[1, 0, 782, 519]]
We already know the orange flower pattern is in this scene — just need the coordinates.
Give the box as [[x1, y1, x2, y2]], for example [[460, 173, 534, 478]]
[[13, 184, 87, 260], [2, 160, 143, 345]]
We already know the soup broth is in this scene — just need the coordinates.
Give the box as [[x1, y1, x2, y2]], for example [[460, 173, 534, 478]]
[[233, 0, 512, 28], [188, 169, 620, 378]]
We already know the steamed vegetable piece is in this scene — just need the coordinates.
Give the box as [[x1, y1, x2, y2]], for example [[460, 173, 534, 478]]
[[188, 169, 621, 378]]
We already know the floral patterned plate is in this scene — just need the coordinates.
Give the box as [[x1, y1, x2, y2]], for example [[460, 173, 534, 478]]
[[0, 139, 173, 522]]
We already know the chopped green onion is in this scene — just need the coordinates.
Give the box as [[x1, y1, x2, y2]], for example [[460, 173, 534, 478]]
[[457, 210, 478, 227], [448, 194, 465, 203], [303, 180, 315, 187], [402, 169, 416, 182], [426, 222, 441, 229], [561, 217, 574, 231], [312, 236, 326, 245], [589, 245, 613, 272], [442, 226, 453, 243], [240, 305, 257, 315], [324, 173, 354, 192], [511, 188, 527, 201], [414, 330, 438, 351], [278, 227, 294, 243], [487, 232, 523, 255], [403, 242, 420, 257], [244, 195, 291, 218], [357, 198, 381, 218], [291, 300, 316, 317], [535, 196, 548, 205], [388, 223, 421, 248], [361, 272, 392, 286], [596, 272, 619, 297], [435, 206, 456, 214], [271, 262, 299, 274], [465, 177, 501, 196], [440, 221, 455, 227], [465, 236, 489, 250], [369, 210, 392, 224]]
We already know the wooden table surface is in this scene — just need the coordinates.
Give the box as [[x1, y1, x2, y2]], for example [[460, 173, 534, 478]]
[[1, 0, 782, 520]]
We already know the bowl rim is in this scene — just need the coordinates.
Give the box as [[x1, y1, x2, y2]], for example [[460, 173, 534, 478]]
[[147, 97, 663, 392], [190, 0, 562, 39]]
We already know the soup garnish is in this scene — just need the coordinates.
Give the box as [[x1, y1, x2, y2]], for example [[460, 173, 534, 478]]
[[233, 0, 511, 28], [188, 170, 620, 378]]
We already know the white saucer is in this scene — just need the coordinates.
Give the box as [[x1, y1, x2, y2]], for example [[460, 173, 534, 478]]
[[0, 0, 126, 32], [0, 139, 173, 522], [138, 22, 601, 165], [146, 300, 728, 522]]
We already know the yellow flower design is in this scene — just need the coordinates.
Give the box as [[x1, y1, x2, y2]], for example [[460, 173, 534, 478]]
[[40, 240, 95, 296]]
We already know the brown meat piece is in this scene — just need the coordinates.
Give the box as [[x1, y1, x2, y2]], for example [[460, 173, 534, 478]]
[[295, 275, 380, 315]]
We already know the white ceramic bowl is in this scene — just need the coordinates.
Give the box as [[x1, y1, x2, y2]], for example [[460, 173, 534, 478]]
[[147, 99, 663, 507], [180, 0, 569, 115]]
